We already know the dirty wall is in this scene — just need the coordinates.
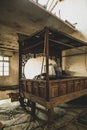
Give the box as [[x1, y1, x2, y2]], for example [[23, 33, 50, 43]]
[[62, 46, 87, 76], [0, 51, 19, 99]]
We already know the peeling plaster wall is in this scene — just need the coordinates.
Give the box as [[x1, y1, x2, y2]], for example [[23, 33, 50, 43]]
[[0, 51, 19, 99], [62, 46, 87, 76], [0, 51, 19, 86]]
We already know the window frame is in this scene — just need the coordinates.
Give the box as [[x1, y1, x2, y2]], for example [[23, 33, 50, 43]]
[[0, 55, 10, 77]]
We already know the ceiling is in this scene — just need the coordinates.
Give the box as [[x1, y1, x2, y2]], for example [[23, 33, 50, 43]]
[[0, 0, 87, 53]]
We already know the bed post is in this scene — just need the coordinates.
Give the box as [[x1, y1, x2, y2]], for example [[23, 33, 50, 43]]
[[44, 27, 49, 101], [44, 28, 54, 129]]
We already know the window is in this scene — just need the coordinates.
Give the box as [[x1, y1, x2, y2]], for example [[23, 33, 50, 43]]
[[0, 56, 10, 76]]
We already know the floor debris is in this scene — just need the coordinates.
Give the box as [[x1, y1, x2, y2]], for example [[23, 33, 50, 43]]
[[0, 95, 87, 130]]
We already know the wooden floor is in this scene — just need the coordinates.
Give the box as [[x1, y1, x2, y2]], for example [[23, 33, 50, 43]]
[[0, 95, 87, 130]]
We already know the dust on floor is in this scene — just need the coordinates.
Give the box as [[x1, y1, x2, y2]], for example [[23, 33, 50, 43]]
[[0, 95, 87, 130]]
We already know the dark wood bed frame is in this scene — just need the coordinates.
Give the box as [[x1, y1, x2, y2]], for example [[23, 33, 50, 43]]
[[18, 27, 87, 129]]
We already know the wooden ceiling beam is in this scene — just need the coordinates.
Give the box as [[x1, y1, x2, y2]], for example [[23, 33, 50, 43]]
[[49, 39, 86, 52]]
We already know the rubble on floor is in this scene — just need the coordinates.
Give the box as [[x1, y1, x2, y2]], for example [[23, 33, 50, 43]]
[[0, 95, 87, 130]]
